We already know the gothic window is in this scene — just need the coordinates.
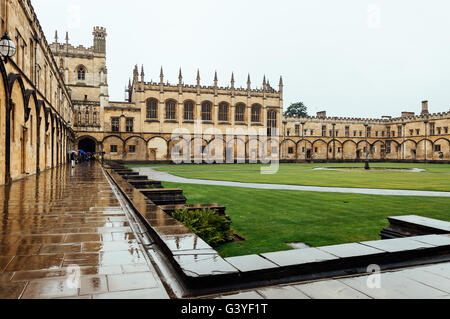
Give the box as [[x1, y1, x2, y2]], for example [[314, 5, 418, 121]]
[[111, 118, 119, 132], [126, 118, 134, 132], [84, 111, 89, 124], [146, 99, 158, 119], [398, 126, 402, 137], [218, 103, 229, 122], [235, 104, 245, 122], [77, 66, 87, 81], [93, 112, 98, 124], [184, 102, 194, 120], [77, 111, 81, 125], [345, 126, 350, 137], [267, 110, 277, 136], [430, 123, 435, 136], [202, 102, 212, 121], [251, 105, 261, 123], [366, 127, 371, 138], [165, 100, 176, 120]]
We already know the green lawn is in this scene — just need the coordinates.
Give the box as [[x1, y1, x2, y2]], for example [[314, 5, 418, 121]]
[[137, 163, 450, 192], [163, 181, 450, 258]]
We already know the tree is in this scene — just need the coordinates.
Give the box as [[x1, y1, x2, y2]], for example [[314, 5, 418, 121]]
[[284, 102, 308, 117]]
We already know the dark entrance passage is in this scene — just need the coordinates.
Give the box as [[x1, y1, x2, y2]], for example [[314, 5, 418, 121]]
[[78, 138, 97, 153]]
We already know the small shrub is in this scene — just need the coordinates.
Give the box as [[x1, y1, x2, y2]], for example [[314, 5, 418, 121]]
[[172, 208, 233, 248]]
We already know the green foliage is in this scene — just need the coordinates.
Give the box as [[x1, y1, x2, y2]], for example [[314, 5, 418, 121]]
[[284, 102, 308, 117], [172, 208, 234, 248]]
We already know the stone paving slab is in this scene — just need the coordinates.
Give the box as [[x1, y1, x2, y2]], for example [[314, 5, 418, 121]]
[[208, 261, 450, 299], [293, 279, 370, 299], [0, 162, 169, 299]]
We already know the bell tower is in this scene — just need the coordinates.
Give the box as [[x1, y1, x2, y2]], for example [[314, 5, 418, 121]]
[[93, 26, 107, 54]]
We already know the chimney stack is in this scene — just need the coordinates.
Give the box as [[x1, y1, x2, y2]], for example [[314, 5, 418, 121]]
[[421, 100, 429, 115]]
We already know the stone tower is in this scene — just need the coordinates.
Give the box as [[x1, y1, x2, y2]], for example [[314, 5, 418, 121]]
[[49, 26, 109, 144], [93, 26, 107, 54]]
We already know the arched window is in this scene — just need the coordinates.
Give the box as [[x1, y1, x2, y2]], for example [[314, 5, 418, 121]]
[[93, 112, 98, 124], [184, 101, 194, 121], [77, 66, 87, 81], [202, 102, 212, 121], [235, 104, 245, 122], [267, 110, 277, 136], [77, 111, 82, 125], [84, 110, 89, 124], [251, 105, 261, 123], [218, 103, 229, 122], [146, 99, 158, 119], [165, 100, 176, 120]]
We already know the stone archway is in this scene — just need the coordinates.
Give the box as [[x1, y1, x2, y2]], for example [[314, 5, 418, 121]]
[[78, 137, 97, 153]]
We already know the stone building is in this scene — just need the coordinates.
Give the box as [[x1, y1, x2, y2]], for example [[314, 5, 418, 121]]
[[283, 101, 450, 162], [1, 0, 449, 188], [0, 0, 74, 186], [50, 24, 450, 164]]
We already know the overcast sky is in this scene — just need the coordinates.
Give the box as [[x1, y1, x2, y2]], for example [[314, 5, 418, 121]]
[[32, 0, 450, 118]]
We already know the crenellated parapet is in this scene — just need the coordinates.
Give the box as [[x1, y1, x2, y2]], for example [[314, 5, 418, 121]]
[[127, 65, 283, 101], [285, 103, 450, 126]]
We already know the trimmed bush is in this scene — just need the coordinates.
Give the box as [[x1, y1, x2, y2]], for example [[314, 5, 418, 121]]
[[172, 208, 233, 248]]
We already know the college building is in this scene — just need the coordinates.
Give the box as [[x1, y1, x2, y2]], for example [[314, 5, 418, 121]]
[[1, 0, 449, 185]]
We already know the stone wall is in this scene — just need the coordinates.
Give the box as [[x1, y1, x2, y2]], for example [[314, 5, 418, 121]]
[[0, 0, 75, 185]]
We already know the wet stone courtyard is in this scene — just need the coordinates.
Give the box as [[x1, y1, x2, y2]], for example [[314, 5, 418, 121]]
[[0, 162, 168, 299]]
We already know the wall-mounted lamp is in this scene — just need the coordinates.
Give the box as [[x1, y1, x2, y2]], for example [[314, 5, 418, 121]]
[[0, 32, 16, 64]]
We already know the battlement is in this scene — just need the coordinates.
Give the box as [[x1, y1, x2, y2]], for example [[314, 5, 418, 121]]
[[285, 106, 450, 125], [93, 26, 107, 39], [50, 26, 107, 57], [129, 65, 282, 100]]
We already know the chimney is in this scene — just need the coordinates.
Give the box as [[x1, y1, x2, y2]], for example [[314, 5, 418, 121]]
[[317, 111, 327, 118], [401, 112, 415, 118], [421, 100, 429, 115]]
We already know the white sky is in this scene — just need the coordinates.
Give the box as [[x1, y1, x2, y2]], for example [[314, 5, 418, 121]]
[[32, 0, 450, 118]]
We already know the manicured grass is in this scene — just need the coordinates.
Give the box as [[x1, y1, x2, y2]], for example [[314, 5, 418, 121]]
[[163, 182, 450, 258], [145, 163, 450, 192]]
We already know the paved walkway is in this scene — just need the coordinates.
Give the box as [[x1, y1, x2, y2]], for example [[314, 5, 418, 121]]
[[0, 162, 169, 299], [134, 167, 450, 198], [207, 261, 450, 299]]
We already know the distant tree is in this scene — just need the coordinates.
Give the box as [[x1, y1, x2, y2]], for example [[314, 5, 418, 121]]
[[284, 102, 308, 117]]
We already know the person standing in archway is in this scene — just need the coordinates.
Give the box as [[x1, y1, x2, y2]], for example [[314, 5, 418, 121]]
[[70, 151, 76, 168]]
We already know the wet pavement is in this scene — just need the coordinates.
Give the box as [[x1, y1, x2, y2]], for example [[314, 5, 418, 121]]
[[0, 162, 169, 299], [209, 261, 450, 299], [135, 167, 450, 198]]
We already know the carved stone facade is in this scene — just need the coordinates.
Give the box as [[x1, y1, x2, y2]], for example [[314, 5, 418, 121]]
[[57, 26, 448, 163], [283, 103, 450, 162], [0, 0, 74, 186]]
